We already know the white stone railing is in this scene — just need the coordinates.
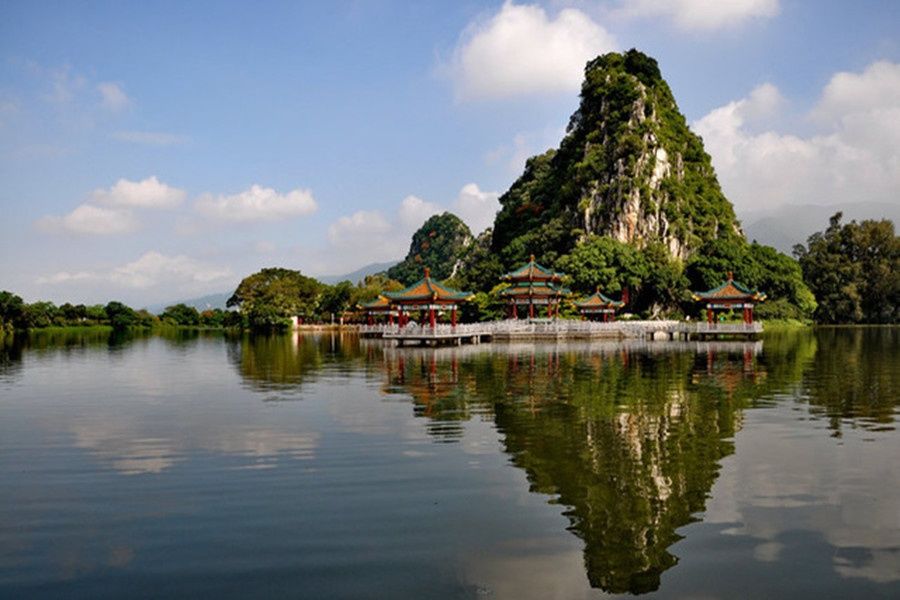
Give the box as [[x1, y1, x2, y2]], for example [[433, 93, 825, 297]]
[[357, 319, 761, 338]]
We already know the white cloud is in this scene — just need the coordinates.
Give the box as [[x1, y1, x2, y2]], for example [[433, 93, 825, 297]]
[[36, 203, 138, 235], [35, 270, 94, 284], [398, 195, 442, 229], [37, 251, 232, 291], [812, 60, 900, 125], [321, 183, 500, 273], [92, 176, 186, 209], [195, 184, 318, 222], [328, 210, 393, 245], [97, 82, 130, 111], [693, 61, 900, 213], [453, 183, 500, 234], [617, 0, 780, 30], [110, 251, 231, 289], [111, 130, 190, 146], [446, 2, 617, 100], [37, 177, 186, 235]]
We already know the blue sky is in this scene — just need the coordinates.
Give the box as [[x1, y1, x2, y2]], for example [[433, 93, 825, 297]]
[[1, 0, 898, 305]]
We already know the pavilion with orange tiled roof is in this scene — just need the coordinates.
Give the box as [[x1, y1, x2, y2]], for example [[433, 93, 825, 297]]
[[576, 288, 625, 322], [359, 295, 396, 326], [692, 272, 767, 325], [383, 268, 473, 329], [500, 255, 569, 319]]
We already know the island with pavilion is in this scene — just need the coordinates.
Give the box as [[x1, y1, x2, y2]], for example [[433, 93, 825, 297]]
[[355, 262, 766, 345]]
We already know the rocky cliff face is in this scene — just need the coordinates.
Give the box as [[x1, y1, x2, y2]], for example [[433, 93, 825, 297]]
[[491, 50, 742, 264]]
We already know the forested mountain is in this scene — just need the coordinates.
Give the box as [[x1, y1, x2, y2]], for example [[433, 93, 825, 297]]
[[386, 213, 474, 286], [446, 50, 815, 318]]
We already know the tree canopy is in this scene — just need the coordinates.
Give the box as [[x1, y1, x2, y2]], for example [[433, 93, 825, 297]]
[[794, 213, 899, 324], [228, 268, 323, 329]]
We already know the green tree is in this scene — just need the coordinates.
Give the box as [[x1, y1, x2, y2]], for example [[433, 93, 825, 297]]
[[228, 268, 322, 330], [21, 302, 58, 329], [160, 303, 201, 326], [135, 309, 158, 328], [0, 291, 25, 332], [349, 274, 404, 307], [199, 309, 227, 327], [319, 281, 354, 318], [85, 305, 107, 324], [558, 236, 647, 296], [104, 301, 137, 330], [794, 213, 899, 323]]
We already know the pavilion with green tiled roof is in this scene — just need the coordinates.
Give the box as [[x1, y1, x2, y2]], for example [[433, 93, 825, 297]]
[[576, 288, 625, 322], [691, 272, 767, 324], [359, 295, 397, 325], [383, 268, 472, 328], [500, 255, 569, 319]]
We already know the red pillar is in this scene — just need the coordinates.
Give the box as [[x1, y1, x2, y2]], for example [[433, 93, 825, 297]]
[[388, 313, 394, 325], [707, 308, 714, 325], [429, 307, 436, 329], [399, 309, 405, 328], [529, 301, 534, 319], [451, 307, 457, 327], [367, 314, 373, 326]]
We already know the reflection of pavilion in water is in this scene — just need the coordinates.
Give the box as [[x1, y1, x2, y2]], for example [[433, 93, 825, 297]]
[[371, 339, 765, 594]]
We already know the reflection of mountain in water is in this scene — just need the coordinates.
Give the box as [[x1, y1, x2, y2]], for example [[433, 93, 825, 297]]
[[376, 341, 773, 593]]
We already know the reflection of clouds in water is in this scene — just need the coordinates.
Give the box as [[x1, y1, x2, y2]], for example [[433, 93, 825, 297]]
[[71, 421, 179, 475], [207, 428, 318, 463], [705, 405, 900, 584], [463, 544, 595, 600], [68, 417, 318, 475]]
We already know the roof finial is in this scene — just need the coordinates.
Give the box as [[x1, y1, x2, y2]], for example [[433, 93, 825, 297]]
[[530, 254, 535, 263], [424, 267, 431, 278], [727, 271, 734, 281], [596, 284, 601, 293]]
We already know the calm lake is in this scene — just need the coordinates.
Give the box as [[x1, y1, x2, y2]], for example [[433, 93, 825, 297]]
[[1, 328, 898, 598]]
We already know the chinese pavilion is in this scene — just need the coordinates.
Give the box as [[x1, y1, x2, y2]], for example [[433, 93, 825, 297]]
[[383, 268, 472, 328], [576, 288, 625, 322], [359, 295, 396, 325], [500, 255, 569, 319], [691, 272, 767, 324]]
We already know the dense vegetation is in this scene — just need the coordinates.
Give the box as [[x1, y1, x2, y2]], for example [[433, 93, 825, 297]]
[[794, 213, 899, 323], [386, 212, 473, 285], [224, 268, 405, 330], [0, 291, 239, 333]]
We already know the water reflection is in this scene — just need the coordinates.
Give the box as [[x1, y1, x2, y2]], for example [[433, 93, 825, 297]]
[[0, 335, 23, 385], [2, 328, 897, 597], [358, 330, 893, 594], [369, 341, 760, 593]]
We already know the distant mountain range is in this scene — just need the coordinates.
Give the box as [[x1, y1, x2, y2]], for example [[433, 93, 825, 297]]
[[740, 202, 900, 254], [147, 260, 398, 314], [317, 260, 398, 285]]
